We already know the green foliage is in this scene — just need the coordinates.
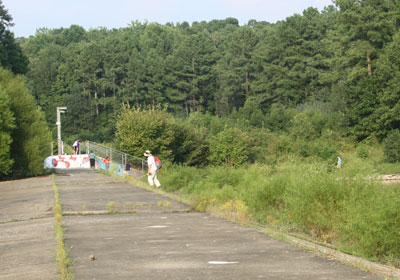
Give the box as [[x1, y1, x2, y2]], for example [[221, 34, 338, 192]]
[[265, 104, 295, 132], [208, 127, 250, 166], [115, 106, 201, 164], [0, 1, 28, 74], [161, 160, 400, 266], [340, 182, 400, 264], [0, 87, 15, 175], [18, 4, 400, 141], [383, 129, 400, 163], [356, 144, 370, 159], [115, 106, 175, 160], [0, 68, 51, 176]]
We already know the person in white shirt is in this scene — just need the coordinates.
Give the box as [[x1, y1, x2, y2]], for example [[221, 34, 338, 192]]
[[72, 140, 78, 155], [144, 150, 162, 189]]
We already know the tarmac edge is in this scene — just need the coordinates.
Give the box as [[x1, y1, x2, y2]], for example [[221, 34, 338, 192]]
[[256, 225, 400, 280]]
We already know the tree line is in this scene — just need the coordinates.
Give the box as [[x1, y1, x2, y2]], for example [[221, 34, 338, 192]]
[[19, 0, 400, 145], [0, 0, 50, 178], [2, 0, 400, 177]]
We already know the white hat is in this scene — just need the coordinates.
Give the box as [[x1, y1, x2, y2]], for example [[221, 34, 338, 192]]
[[144, 150, 152, 157]]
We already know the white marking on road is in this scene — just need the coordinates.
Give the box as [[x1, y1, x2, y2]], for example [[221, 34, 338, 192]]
[[146, 225, 168, 228], [208, 261, 239, 265]]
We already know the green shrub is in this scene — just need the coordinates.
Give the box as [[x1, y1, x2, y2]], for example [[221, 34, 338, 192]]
[[296, 138, 337, 160], [0, 88, 15, 176], [383, 129, 400, 163], [241, 166, 288, 222], [290, 112, 320, 140], [356, 144, 370, 159], [115, 106, 175, 161], [161, 165, 204, 192], [340, 182, 400, 264], [208, 127, 250, 166], [265, 104, 295, 132], [283, 172, 348, 241]]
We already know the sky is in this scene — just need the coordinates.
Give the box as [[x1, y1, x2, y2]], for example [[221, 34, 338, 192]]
[[3, 0, 333, 38]]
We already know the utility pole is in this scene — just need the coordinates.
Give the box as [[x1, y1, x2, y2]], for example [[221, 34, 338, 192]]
[[56, 107, 67, 155]]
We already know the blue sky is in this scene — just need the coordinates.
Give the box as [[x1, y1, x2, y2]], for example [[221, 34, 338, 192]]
[[3, 0, 333, 38]]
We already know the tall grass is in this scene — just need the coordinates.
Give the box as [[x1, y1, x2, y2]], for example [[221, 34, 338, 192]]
[[160, 158, 400, 267], [52, 174, 74, 280]]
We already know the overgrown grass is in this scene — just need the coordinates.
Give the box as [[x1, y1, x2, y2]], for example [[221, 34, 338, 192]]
[[159, 155, 400, 268], [52, 174, 73, 280]]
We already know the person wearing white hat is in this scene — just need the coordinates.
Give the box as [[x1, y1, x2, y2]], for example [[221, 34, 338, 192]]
[[144, 150, 162, 188]]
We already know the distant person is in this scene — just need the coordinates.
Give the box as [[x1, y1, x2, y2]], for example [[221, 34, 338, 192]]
[[72, 139, 82, 155], [144, 150, 162, 189], [72, 140, 78, 155], [125, 162, 131, 175], [77, 139, 82, 154], [89, 151, 96, 168], [104, 157, 110, 169], [336, 156, 342, 169]]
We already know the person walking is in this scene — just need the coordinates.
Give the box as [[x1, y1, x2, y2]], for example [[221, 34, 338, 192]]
[[103, 157, 110, 170], [336, 155, 342, 169], [144, 150, 162, 189], [89, 151, 96, 169]]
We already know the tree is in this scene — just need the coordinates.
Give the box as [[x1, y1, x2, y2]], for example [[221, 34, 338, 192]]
[[328, 0, 400, 139], [0, 0, 28, 74], [252, 8, 335, 110], [215, 26, 258, 115], [0, 68, 51, 176], [373, 32, 400, 138], [331, 0, 400, 79], [0, 86, 15, 176], [115, 106, 176, 161]]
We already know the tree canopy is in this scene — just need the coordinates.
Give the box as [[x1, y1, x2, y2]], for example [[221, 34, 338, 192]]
[[0, 0, 28, 74]]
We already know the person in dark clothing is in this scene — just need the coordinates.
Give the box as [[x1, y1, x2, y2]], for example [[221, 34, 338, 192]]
[[89, 151, 95, 168]]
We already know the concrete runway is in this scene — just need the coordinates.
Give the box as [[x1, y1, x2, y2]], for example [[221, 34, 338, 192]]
[[0, 170, 387, 279]]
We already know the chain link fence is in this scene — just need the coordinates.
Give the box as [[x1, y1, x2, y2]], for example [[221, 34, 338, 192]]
[[85, 141, 146, 178]]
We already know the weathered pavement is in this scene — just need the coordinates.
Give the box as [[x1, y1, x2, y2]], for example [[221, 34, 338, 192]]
[[0, 176, 56, 280], [0, 170, 387, 279]]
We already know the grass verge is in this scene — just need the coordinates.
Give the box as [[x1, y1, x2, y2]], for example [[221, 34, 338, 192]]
[[158, 162, 400, 269], [52, 174, 74, 280]]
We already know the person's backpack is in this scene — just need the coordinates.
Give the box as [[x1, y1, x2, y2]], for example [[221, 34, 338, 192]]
[[154, 156, 162, 169]]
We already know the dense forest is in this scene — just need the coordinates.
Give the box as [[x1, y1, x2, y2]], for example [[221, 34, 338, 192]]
[[17, 0, 400, 147]]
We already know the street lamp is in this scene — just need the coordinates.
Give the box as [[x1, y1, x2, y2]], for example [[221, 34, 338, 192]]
[[56, 106, 67, 155]]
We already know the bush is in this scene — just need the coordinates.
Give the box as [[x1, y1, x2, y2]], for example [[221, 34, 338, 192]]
[[383, 129, 400, 163], [265, 104, 295, 132], [283, 172, 348, 241], [340, 182, 400, 264], [208, 127, 250, 166], [356, 144, 370, 159], [115, 106, 178, 162], [0, 88, 15, 176], [161, 165, 205, 192]]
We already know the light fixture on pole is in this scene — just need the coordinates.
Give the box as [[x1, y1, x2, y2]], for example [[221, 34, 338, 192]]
[[56, 106, 67, 155]]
